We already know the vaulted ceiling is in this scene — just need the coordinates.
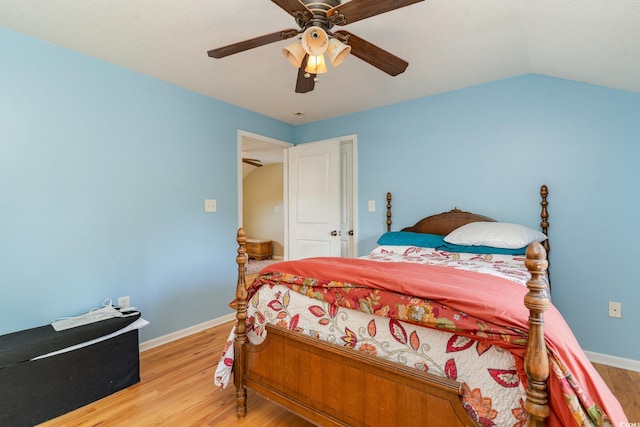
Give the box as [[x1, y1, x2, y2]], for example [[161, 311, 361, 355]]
[[2, 0, 639, 125]]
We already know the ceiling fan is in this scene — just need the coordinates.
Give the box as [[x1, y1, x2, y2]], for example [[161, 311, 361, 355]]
[[207, 0, 425, 93], [242, 158, 263, 167]]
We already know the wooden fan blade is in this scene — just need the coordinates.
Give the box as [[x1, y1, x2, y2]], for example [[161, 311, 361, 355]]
[[243, 158, 263, 167], [271, 0, 312, 23], [334, 30, 408, 76], [328, 0, 425, 25], [295, 55, 316, 93], [207, 29, 299, 58]]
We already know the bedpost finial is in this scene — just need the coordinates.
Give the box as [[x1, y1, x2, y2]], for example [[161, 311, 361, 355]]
[[525, 242, 549, 287], [237, 227, 246, 243], [237, 228, 247, 268], [525, 241, 546, 262]]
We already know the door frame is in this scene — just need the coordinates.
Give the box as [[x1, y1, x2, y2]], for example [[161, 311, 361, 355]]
[[340, 137, 358, 257]]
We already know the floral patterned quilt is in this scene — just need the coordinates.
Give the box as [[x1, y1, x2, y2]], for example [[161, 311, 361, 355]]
[[214, 246, 627, 427], [365, 245, 532, 284]]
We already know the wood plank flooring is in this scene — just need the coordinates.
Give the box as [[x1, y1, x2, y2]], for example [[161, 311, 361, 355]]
[[39, 322, 640, 426]]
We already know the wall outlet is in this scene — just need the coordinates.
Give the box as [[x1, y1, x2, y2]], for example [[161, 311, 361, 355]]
[[118, 296, 130, 308], [608, 301, 621, 318], [204, 199, 217, 212], [368, 200, 376, 212]]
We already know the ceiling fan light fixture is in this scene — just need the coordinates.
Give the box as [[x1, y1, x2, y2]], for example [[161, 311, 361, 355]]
[[300, 26, 329, 56], [209, 0, 425, 93], [282, 41, 306, 68], [305, 54, 328, 75], [327, 38, 351, 67]]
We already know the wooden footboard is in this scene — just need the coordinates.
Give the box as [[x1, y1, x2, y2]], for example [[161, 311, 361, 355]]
[[245, 324, 472, 426]]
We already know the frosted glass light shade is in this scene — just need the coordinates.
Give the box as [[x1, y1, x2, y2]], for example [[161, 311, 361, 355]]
[[305, 54, 328, 74], [327, 38, 351, 67], [301, 27, 329, 56], [282, 41, 306, 68]]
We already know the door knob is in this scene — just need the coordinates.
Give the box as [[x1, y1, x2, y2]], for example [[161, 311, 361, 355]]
[[330, 230, 338, 236], [348, 230, 354, 236]]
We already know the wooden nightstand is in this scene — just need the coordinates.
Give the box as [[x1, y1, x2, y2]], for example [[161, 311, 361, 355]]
[[246, 239, 273, 260]]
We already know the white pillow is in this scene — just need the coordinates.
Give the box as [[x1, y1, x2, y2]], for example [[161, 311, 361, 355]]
[[444, 222, 547, 249]]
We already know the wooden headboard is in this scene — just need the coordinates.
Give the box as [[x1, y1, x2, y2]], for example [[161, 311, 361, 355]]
[[401, 209, 496, 236], [385, 185, 550, 254]]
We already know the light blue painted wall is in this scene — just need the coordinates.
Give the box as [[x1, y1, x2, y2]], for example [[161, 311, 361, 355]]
[[3, 25, 639, 362], [0, 27, 293, 341], [295, 75, 640, 361]]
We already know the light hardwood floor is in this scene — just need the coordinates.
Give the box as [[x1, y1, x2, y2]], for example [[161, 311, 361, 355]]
[[40, 321, 639, 426]]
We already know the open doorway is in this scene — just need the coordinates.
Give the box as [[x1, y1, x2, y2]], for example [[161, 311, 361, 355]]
[[238, 131, 358, 262], [237, 130, 291, 262]]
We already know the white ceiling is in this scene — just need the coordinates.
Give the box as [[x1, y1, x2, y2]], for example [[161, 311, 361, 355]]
[[1, 0, 639, 125]]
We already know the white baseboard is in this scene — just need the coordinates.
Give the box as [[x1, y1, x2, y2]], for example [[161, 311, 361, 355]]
[[139, 312, 236, 352], [584, 350, 640, 372]]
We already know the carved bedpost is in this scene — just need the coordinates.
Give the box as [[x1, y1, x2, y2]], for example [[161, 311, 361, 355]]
[[539, 185, 550, 292], [539, 185, 549, 251], [523, 242, 550, 427], [386, 192, 392, 232], [235, 228, 248, 418]]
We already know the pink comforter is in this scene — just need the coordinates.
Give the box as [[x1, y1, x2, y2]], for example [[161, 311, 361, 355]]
[[252, 256, 627, 426]]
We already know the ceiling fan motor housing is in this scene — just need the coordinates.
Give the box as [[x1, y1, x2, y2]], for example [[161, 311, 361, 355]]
[[296, 0, 341, 30]]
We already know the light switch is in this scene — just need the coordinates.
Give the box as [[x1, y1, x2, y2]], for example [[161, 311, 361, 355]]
[[368, 200, 375, 212], [205, 199, 217, 212]]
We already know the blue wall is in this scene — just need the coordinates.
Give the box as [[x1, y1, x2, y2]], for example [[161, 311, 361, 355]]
[[2, 26, 639, 362], [0, 27, 293, 341], [295, 75, 640, 361]]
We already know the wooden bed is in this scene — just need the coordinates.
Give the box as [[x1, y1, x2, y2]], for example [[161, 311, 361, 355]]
[[232, 186, 552, 426]]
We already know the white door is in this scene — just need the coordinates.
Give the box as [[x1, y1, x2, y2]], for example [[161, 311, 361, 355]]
[[287, 139, 341, 260]]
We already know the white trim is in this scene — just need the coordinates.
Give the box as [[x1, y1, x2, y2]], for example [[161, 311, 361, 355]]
[[343, 135, 358, 257], [584, 350, 640, 372], [139, 313, 235, 352]]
